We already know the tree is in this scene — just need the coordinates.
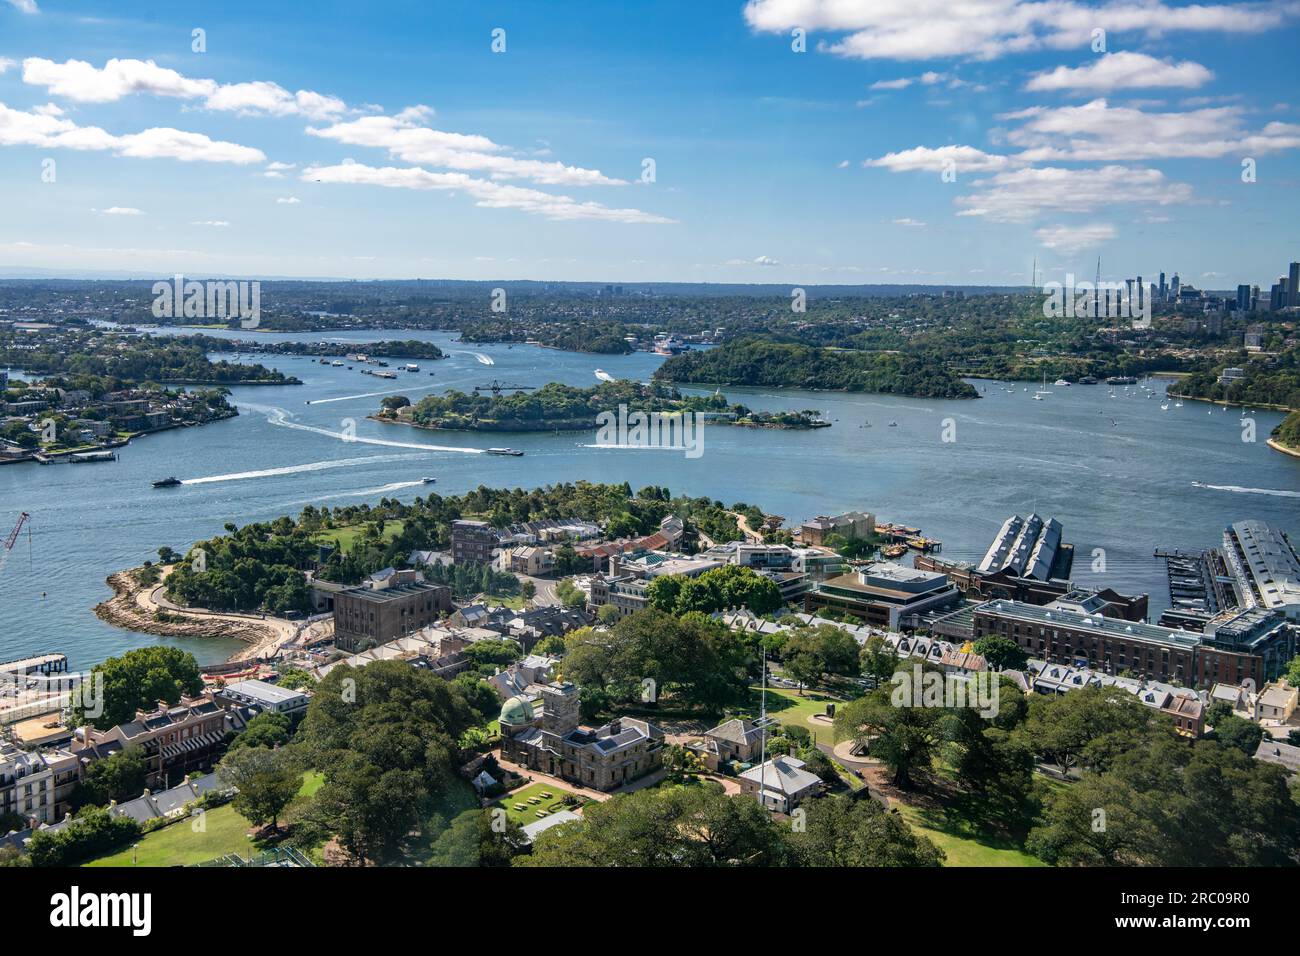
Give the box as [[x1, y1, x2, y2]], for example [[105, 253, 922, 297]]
[[218, 746, 302, 832], [72, 646, 204, 728], [787, 796, 944, 867], [533, 634, 566, 656], [1028, 736, 1300, 866], [520, 580, 536, 601], [463, 639, 522, 669], [26, 806, 140, 867], [859, 635, 900, 683], [834, 687, 942, 790], [521, 784, 787, 867], [782, 624, 859, 691], [72, 746, 147, 809], [426, 809, 526, 867], [1016, 685, 1154, 775], [972, 635, 1028, 671], [596, 603, 621, 624], [229, 711, 292, 751], [295, 661, 480, 863], [1213, 714, 1265, 756], [647, 564, 782, 616]]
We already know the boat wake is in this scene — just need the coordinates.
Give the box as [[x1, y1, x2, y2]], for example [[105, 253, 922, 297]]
[[306, 385, 438, 406], [299, 479, 428, 502], [455, 351, 494, 366], [1192, 482, 1300, 499], [594, 369, 615, 382], [254, 405, 484, 454], [183, 453, 422, 485]]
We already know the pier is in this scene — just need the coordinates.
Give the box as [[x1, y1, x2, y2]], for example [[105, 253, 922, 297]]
[[0, 652, 69, 676]]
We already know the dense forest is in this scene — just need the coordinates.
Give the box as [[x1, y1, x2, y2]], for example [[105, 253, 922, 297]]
[[654, 337, 980, 399]]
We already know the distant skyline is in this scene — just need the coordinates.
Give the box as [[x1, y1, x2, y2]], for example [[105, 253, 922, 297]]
[[1, 0, 1297, 287]]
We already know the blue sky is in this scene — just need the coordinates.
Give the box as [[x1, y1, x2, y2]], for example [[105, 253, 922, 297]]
[[0, 0, 1297, 287]]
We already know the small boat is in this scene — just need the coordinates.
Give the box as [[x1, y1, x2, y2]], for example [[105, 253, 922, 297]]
[[1160, 403, 1169, 411], [1054, 379, 1070, 386], [887, 421, 898, 427], [1174, 401, 1182, 408], [486, 447, 524, 456], [152, 476, 182, 488], [421, 476, 436, 484]]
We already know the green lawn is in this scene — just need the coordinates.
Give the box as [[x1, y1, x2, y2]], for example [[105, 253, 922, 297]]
[[746, 685, 845, 747], [84, 772, 323, 868], [493, 782, 578, 826], [898, 805, 1047, 867], [313, 520, 407, 552]]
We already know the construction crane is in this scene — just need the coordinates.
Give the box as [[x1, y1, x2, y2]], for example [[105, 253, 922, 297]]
[[0, 511, 31, 580]]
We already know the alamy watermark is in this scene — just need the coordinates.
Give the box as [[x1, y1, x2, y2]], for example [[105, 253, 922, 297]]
[[152, 274, 261, 328], [891, 664, 1000, 718], [1042, 274, 1150, 329], [594, 403, 705, 459]]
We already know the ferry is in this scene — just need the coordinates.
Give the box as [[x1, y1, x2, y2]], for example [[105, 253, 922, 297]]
[[405, 364, 420, 372], [331, 360, 344, 367], [69, 451, 117, 463], [486, 447, 524, 456], [152, 476, 182, 488]]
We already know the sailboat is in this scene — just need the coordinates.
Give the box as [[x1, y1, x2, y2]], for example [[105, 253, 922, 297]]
[[1033, 371, 1052, 400]]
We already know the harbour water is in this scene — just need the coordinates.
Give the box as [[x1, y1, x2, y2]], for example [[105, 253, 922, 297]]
[[2, 329, 1297, 670]]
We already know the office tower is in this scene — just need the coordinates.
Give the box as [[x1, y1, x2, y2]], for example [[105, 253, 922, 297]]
[[1237, 284, 1251, 312], [1158, 272, 1166, 300], [1289, 262, 1299, 308], [1272, 278, 1289, 311]]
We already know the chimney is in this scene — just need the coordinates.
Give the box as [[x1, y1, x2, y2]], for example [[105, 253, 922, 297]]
[[609, 554, 621, 576]]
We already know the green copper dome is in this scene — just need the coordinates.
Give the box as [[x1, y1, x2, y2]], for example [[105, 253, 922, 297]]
[[499, 695, 535, 726]]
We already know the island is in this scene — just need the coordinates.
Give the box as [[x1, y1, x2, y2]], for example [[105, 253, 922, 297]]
[[369, 379, 829, 431]]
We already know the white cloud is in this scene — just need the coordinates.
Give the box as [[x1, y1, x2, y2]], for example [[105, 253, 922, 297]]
[[23, 57, 216, 103], [0, 100, 266, 164], [301, 162, 675, 224], [1035, 222, 1117, 254], [742, 0, 1295, 61], [869, 71, 950, 90], [0, 58, 16, 75], [205, 81, 346, 120], [95, 206, 144, 215], [955, 165, 1193, 222], [306, 109, 624, 186], [891, 217, 926, 226], [6, 0, 39, 13], [276, 196, 301, 204], [191, 220, 230, 227], [1025, 52, 1213, 93], [753, 255, 780, 266], [865, 144, 1009, 173], [21, 57, 346, 119], [1005, 98, 1300, 161]]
